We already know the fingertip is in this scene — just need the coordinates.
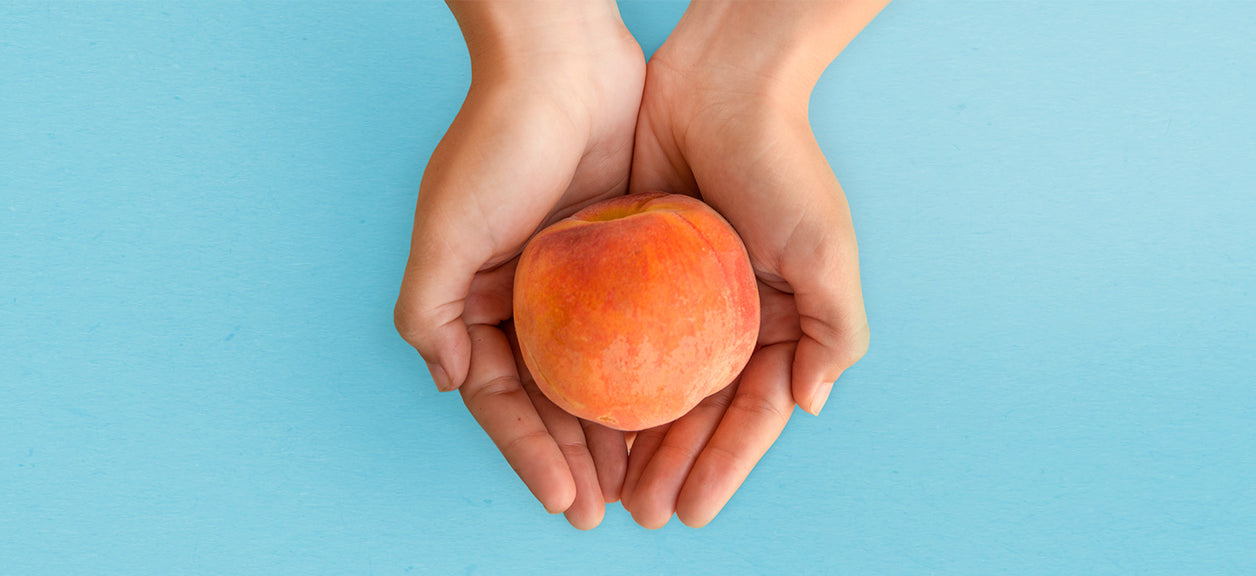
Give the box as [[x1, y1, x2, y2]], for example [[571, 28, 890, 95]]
[[426, 361, 453, 392], [402, 314, 473, 392], [565, 501, 606, 531], [625, 475, 680, 530], [805, 380, 836, 416], [447, 349, 470, 392], [541, 479, 577, 515], [620, 424, 667, 511], [792, 336, 856, 414], [630, 507, 672, 530], [674, 468, 726, 529], [676, 509, 715, 529], [499, 429, 576, 517], [581, 423, 628, 504]]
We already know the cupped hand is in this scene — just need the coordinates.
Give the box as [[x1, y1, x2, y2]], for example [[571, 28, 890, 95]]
[[393, 1, 644, 529], [618, 2, 880, 528]]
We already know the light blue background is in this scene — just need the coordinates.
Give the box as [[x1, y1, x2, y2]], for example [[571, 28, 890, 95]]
[[2, 2, 1254, 574]]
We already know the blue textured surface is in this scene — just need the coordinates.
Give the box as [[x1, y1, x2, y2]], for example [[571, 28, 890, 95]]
[[3, 2, 1254, 574]]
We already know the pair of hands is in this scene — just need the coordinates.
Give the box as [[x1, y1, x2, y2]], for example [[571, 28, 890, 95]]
[[395, 0, 884, 529]]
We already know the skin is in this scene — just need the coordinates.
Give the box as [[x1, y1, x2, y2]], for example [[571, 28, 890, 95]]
[[395, 0, 644, 530], [619, 0, 887, 529], [395, 0, 888, 529]]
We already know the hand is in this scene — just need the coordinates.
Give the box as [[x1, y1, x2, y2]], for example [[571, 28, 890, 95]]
[[620, 0, 887, 528], [393, 0, 644, 529]]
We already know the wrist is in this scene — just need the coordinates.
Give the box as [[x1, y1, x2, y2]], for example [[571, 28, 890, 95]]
[[448, 0, 634, 85], [654, 0, 889, 106]]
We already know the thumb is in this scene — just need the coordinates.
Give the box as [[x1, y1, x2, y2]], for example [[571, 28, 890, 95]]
[[394, 89, 588, 392], [394, 216, 482, 392], [782, 182, 870, 416], [693, 117, 870, 416]]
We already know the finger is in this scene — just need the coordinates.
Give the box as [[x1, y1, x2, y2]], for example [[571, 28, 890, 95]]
[[757, 280, 803, 347], [462, 260, 517, 326], [620, 422, 669, 510], [460, 324, 575, 514], [504, 326, 607, 530], [399, 259, 517, 393], [580, 420, 628, 503], [394, 255, 473, 392], [676, 342, 795, 528], [622, 382, 737, 529], [523, 381, 607, 530], [793, 317, 869, 415]]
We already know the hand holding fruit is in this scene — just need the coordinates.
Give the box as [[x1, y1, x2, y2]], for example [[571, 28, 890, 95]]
[[393, 0, 645, 529], [617, 1, 884, 528], [396, 0, 887, 529]]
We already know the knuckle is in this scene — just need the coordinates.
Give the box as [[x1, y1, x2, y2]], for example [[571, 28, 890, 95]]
[[703, 442, 753, 480], [466, 374, 524, 406], [696, 384, 736, 413], [729, 390, 791, 428], [500, 428, 554, 460], [835, 321, 871, 368], [393, 298, 425, 344], [556, 439, 589, 461], [655, 441, 701, 464]]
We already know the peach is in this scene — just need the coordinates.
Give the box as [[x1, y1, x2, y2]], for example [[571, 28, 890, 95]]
[[513, 192, 760, 431]]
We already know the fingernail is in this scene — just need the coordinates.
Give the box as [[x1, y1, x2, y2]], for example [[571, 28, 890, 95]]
[[809, 382, 834, 416], [427, 361, 452, 392]]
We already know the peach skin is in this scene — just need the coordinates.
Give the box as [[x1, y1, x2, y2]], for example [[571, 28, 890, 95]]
[[513, 192, 760, 431]]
